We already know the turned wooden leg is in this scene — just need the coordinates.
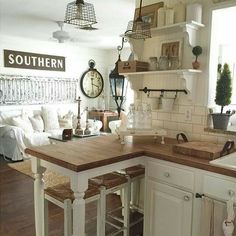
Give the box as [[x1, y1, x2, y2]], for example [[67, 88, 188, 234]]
[[31, 157, 46, 236], [71, 176, 88, 236]]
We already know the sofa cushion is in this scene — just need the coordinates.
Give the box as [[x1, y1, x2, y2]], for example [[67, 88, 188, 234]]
[[58, 111, 73, 128], [29, 115, 44, 132], [24, 132, 51, 147], [11, 116, 34, 133], [0, 110, 22, 125], [41, 106, 60, 131]]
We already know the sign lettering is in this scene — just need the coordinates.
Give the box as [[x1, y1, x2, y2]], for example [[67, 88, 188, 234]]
[[4, 50, 66, 71]]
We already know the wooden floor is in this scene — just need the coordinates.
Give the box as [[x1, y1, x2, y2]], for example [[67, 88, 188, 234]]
[[0, 156, 143, 236]]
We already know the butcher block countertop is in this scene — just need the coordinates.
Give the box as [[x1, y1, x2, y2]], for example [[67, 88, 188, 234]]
[[25, 135, 236, 178]]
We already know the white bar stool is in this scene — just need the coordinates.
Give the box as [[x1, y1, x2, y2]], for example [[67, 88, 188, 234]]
[[90, 172, 130, 236], [44, 182, 101, 236], [117, 165, 145, 230]]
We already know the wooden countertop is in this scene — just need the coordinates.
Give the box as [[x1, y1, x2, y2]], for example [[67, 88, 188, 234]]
[[25, 135, 236, 177]]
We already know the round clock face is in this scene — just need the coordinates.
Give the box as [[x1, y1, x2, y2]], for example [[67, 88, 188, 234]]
[[80, 69, 104, 98]]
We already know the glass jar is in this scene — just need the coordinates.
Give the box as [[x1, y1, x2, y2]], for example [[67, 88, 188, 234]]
[[149, 57, 158, 71], [127, 104, 135, 130], [170, 56, 179, 70], [159, 56, 169, 70]]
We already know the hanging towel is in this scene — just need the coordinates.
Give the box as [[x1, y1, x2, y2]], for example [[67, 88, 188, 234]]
[[200, 197, 236, 236], [200, 196, 214, 236], [222, 198, 235, 236]]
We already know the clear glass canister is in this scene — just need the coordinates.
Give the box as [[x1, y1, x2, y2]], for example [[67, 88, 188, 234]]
[[159, 56, 169, 70], [170, 56, 179, 70], [149, 57, 158, 71], [127, 104, 135, 130]]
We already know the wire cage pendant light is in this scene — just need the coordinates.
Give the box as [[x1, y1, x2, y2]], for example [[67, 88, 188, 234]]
[[64, 0, 97, 27], [125, 0, 151, 39]]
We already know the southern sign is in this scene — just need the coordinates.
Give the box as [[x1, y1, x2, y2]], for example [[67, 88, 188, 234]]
[[4, 49, 66, 71]]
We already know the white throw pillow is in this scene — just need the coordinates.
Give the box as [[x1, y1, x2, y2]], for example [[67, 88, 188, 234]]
[[29, 115, 44, 132], [11, 116, 34, 133], [58, 111, 73, 128], [41, 106, 60, 131]]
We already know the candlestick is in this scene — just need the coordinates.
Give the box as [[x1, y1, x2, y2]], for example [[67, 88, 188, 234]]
[[75, 96, 84, 135]]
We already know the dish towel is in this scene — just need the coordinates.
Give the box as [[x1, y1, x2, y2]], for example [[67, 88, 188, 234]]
[[200, 196, 236, 236], [223, 198, 235, 236]]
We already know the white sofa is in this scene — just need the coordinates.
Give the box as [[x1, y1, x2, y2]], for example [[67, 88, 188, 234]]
[[0, 106, 102, 161]]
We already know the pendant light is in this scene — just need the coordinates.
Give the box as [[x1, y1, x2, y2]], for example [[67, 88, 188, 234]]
[[125, 0, 151, 39], [64, 0, 97, 28]]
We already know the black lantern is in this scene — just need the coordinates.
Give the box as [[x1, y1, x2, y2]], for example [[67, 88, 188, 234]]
[[109, 43, 126, 117]]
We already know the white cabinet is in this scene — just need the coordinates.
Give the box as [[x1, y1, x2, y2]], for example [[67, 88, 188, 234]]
[[146, 180, 193, 236], [144, 157, 236, 236]]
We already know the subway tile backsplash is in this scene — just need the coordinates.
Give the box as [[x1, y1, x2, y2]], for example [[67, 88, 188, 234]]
[[151, 104, 235, 144]]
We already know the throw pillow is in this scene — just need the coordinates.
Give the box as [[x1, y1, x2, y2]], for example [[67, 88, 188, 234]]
[[29, 115, 44, 132], [41, 106, 60, 131], [11, 116, 34, 133], [58, 111, 73, 128]]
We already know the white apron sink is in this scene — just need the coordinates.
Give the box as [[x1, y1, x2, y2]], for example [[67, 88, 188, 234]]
[[210, 152, 236, 171]]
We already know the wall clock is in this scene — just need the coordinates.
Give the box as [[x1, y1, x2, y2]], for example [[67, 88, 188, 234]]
[[80, 59, 104, 98]]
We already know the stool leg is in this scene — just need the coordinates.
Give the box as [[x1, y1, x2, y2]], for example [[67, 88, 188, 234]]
[[99, 186, 106, 236], [96, 198, 101, 236], [64, 199, 72, 236], [44, 198, 48, 236], [123, 179, 130, 236]]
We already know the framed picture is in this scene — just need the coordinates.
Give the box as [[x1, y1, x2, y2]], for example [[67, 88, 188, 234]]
[[161, 41, 181, 58], [134, 2, 164, 28]]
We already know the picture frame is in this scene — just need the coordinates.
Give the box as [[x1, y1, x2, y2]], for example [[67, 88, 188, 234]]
[[161, 40, 182, 58], [134, 2, 164, 28]]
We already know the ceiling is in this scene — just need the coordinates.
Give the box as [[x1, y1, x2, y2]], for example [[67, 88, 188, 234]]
[[0, 0, 135, 49]]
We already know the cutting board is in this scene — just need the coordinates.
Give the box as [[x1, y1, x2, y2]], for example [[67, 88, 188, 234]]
[[173, 141, 224, 160]]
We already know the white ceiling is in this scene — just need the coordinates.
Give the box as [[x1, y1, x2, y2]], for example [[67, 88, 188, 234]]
[[0, 0, 135, 49]]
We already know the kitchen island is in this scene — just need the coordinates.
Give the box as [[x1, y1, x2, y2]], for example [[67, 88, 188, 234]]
[[25, 135, 236, 236]]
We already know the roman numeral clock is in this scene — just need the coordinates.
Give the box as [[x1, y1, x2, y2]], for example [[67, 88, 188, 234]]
[[80, 59, 104, 98]]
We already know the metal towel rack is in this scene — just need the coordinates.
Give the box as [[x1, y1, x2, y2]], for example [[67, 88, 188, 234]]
[[195, 191, 236, 205], [139, 87, 187, 98]]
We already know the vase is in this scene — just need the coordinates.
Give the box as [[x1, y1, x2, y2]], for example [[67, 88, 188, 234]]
[[192, 60, 200, 69], [211, 113, 231, 130]]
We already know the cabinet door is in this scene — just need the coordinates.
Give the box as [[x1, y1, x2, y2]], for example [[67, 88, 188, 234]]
[[146, 180, 193, 236]]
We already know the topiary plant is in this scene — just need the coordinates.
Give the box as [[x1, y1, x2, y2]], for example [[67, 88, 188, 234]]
[[192, 46, 202, 62], [215, 63, 232, 114], [192, 46, 202, 69]]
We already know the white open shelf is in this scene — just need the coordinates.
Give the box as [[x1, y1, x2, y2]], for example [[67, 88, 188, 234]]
[[151, 21, 205, 35], [119, 69, 202, 76]]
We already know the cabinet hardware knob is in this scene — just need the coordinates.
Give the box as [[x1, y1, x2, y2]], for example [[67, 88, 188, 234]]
[[164, 172, 170, 177], [184, 195, 190, 201]]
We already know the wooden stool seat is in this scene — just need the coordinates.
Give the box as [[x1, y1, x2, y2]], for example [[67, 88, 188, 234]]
[[122, 165, 145, 178], [44, 182, 101, 236], [90, 172, 128, 189], [45, 182, 100, 202]]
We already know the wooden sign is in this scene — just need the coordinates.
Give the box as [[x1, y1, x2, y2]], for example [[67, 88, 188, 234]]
[[4, 49, 66, 71]]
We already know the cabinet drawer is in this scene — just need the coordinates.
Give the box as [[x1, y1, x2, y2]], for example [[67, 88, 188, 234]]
[[147, 161, 194, 191], [203, 175, 236, 201]]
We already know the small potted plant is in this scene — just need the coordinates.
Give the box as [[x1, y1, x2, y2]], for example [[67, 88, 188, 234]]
[[192, 45, 202, 69], [211, 63, 235, 130]]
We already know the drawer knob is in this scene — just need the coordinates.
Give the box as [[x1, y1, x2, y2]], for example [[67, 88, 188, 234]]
[[164, 172, 170, 178], [184, 195, 190, 201]]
